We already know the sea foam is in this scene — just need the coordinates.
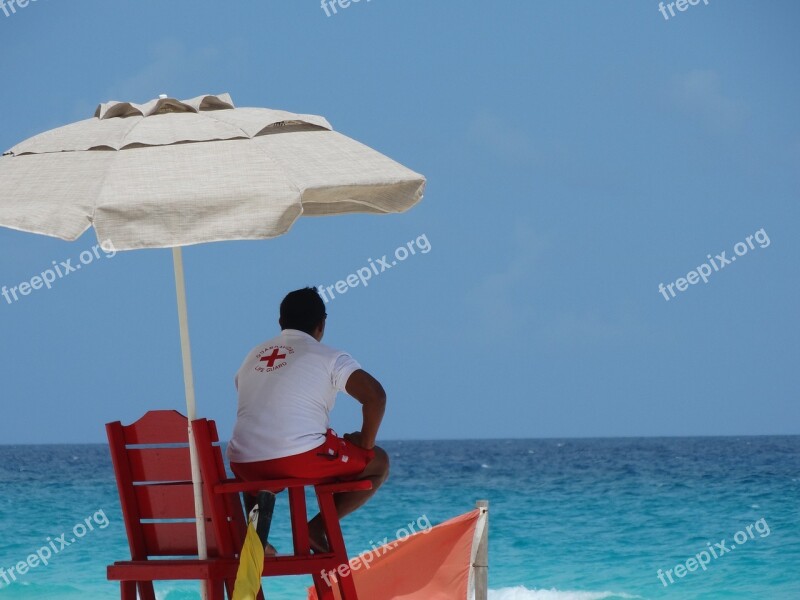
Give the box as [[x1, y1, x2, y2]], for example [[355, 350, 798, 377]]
[[488, 587, 640, 600]]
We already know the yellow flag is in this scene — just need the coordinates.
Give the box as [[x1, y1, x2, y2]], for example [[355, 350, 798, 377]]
[[232, 520, 265, 600]]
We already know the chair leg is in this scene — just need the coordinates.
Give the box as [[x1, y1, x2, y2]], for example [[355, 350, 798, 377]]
[[288, 487, 311, 555], [313, 570, 335, 600], [137, 581, 157, 600], [120, 581, 137, 600], [316, 491, 347, 557], [207, 578, 224, 600], [224, 577, 236, 599], [316, 490, 359, 600], [335, 569, 360, 600]]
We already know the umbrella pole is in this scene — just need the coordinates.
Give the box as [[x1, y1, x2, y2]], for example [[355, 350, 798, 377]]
[[172, 247, 210, 600]]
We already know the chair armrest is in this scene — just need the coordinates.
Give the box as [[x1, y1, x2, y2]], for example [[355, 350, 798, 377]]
[[214, 477, 372, 495]]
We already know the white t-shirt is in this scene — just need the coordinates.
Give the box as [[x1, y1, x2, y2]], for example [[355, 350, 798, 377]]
[[227, 329, 361, 463]]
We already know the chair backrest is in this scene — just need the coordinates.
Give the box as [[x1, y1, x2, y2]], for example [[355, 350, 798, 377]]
[[106, 410, 245, 560]]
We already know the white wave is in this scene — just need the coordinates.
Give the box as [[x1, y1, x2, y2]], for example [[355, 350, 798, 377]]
[[488, 586, 641, 600]]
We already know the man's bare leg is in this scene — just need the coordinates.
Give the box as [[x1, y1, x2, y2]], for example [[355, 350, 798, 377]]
[[308, 447, 390, 552]]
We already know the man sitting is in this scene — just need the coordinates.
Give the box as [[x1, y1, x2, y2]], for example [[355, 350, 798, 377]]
[[227, 287, 389, 552]]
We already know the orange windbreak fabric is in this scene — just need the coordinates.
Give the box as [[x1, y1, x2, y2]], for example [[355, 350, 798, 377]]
[[308, 509, 480, 600]]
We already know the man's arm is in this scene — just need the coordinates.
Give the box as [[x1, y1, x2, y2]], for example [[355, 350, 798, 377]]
[[344, 369, 386, 450]]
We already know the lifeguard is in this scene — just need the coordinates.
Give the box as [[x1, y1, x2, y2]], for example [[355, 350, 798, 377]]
[[228, 287, 389, 552]]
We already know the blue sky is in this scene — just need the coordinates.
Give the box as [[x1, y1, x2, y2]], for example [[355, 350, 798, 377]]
[[0, 1, 797, 444]]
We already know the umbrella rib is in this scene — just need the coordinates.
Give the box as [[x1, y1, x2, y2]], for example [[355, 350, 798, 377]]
[[197, 111, 252, 140], [90, 146, 124, 230], [249, 141, 305, 200]]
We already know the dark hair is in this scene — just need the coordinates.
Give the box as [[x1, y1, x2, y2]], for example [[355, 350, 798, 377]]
[[279, 287, 327, 335]]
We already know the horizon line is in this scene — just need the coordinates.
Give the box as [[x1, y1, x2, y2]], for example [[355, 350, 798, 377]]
[[1, 432, 798, 447]]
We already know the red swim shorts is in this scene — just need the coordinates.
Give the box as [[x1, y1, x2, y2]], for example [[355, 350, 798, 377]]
[[231, 429, 375, 482]]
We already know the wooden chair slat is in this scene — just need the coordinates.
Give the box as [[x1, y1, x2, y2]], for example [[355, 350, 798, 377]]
[[141, 521, 219, 557], [128, 447, 193, 482], [134, 483, 208, 520]]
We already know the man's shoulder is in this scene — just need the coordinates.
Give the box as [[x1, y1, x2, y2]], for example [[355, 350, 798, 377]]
[[313, 340, 353, 362]]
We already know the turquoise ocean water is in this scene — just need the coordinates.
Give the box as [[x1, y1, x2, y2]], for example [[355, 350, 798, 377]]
[[0, 436, 798, 599]]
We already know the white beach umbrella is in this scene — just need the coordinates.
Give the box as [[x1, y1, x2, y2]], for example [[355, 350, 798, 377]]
[[0, 93, 425, 586]]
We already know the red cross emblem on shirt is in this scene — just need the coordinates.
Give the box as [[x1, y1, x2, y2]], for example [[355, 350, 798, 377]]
[[260, 348, 287, 367]]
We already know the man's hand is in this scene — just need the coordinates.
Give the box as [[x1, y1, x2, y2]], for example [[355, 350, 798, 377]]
[[344, 431, 371, 450]]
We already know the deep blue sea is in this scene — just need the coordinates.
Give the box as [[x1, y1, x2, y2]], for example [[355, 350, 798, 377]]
[[0, 437, 798, 599]]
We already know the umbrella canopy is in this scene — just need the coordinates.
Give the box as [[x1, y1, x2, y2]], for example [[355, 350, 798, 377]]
[[0, 93, 425, 249]]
